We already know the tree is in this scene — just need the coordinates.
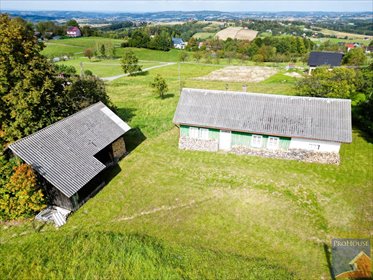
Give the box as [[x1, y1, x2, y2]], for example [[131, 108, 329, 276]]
[[296, 67, 358, 99], [0, 164, 46, 220], [343, 48, 367, 66], [151, 74, 168, 99], [193, 52, 202, 63], [64, 76, 115, 114], [121, 50, 142, 75], [84, 48, 93, 60], [0, 14, 65, 146], [100, 44, 106, 58], [54, 64, 77, 76], [179, 51, 189, 62], [66, 19, 79, 28]]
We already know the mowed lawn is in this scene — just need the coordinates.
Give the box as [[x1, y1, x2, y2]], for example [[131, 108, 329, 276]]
[[1, 61, 372, 279]]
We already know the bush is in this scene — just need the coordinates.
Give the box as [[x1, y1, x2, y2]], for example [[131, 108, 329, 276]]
[[0, 164, 46, 220]]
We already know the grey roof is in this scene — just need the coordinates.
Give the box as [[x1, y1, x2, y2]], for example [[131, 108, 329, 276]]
[[9, 102, 131, 198], [173, 88, 352, 143], [172, 37, 184, 45], [308, 51, 344, 67]]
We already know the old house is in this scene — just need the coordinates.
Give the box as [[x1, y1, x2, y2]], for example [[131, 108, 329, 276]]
[[66, 26, 82, 37], [9, 102, 130, 214], [307, 51, 344, 74], [173, 88, 352, 164]]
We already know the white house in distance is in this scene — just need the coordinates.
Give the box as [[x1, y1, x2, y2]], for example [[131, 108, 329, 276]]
[[173, 88, 352, 164], [172, 37, 186, 49]]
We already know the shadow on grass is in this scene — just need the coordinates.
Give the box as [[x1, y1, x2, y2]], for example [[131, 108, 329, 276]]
[[323, 243, 335, 280], [353, 127, 373, 144], [162, 93, 175, 99], [123, 127, 146, 152], [130, 70, 149, 77], [116, 107, 136, 123]]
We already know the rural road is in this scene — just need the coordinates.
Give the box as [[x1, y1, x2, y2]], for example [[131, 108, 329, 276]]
[[101, 62, 176, 81]]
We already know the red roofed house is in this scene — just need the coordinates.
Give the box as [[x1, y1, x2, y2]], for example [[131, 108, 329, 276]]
[[66, 26, 81, 38]]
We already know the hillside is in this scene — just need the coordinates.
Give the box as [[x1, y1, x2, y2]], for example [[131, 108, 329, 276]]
[[1, 42, 372, 279]]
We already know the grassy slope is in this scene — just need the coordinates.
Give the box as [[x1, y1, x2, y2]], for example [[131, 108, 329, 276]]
[[1, 55, 372, 279], [56, 58, 161, 78]]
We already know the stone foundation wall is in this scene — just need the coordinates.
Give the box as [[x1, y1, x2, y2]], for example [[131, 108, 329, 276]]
[[179, 137, 218, 152], [112, 137, 126, 160], [231, 145, 340, 165]]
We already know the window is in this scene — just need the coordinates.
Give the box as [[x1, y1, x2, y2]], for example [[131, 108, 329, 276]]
[[189, 127, 209, 140], [189, 127, 199, 139], [309, 144, 320, 151], [199, 128, 209, 140], [251, 135, 263, 148], [267, 137, 280, 149]]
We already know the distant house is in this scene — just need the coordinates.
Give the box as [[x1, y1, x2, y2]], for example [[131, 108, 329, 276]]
[[345, 43, 356, 52], [307, 51, 344, 74], [9, 102, 131, 214], [172, 37, 186, 49], [66, 26, 81, 37], [173, 88, 352, 164]]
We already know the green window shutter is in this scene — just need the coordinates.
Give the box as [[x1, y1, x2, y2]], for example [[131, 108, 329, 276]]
[[180, 125, 189, 137], [232, 131, 251, 146], [209, 128, 219, 140], [279, 137, 291, 150]]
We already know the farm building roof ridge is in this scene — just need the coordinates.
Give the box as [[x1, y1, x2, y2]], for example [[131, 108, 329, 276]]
[[9, 102, 131, 198], [173, 88, 352, 143]]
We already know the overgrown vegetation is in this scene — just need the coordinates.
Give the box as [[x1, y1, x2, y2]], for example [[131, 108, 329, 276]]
[[0, 15, 114, 221]]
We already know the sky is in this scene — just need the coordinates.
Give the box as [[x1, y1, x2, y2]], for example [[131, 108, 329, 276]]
[[1, 0, 372, 13]]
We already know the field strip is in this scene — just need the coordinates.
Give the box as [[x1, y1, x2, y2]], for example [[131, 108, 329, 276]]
[[102, 62, 176, 81], [44, 42, 83, 48], [115, 196, 216, 222]]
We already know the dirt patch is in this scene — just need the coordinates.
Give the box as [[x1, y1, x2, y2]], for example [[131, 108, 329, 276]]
[[284, 72, 303, 78], [195, 66, 278, 83]]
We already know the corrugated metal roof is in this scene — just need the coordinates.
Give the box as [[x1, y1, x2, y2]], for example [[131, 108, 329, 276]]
[[308, 51, 344, 67], [9, 102, 131, 198], [173, 88, 352, 143]]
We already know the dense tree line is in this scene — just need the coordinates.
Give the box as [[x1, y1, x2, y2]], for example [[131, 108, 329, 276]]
[[186, 35, 314, 63], [0, 15, 114, 220], [122, 29, 173, 51]]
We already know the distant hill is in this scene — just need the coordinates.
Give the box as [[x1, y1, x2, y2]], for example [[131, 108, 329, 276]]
[[3, 10, 373, 23]]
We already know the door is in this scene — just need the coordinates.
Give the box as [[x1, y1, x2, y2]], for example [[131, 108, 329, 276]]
[[219, 130, 232, 150]]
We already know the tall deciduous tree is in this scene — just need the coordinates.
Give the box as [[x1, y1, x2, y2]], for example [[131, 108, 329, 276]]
[[0, 14, 65, 146]]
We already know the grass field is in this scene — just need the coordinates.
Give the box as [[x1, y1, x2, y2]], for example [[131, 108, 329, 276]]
[[192, 32, 216, 39], [311, 37, 372, 46], [41, 37, 123, 57], [56, 57, 162, 78], [1, 49, 372, 279]]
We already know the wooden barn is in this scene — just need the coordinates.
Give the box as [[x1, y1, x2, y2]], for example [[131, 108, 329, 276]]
[[173, 88, 352, 164], [9, 102, 131, 212]]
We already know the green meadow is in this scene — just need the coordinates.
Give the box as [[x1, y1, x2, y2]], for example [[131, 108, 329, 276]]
[[1, 46, 372, 279]]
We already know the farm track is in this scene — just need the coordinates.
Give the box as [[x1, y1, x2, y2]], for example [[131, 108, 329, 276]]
[[102, 62, 176, 81]]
